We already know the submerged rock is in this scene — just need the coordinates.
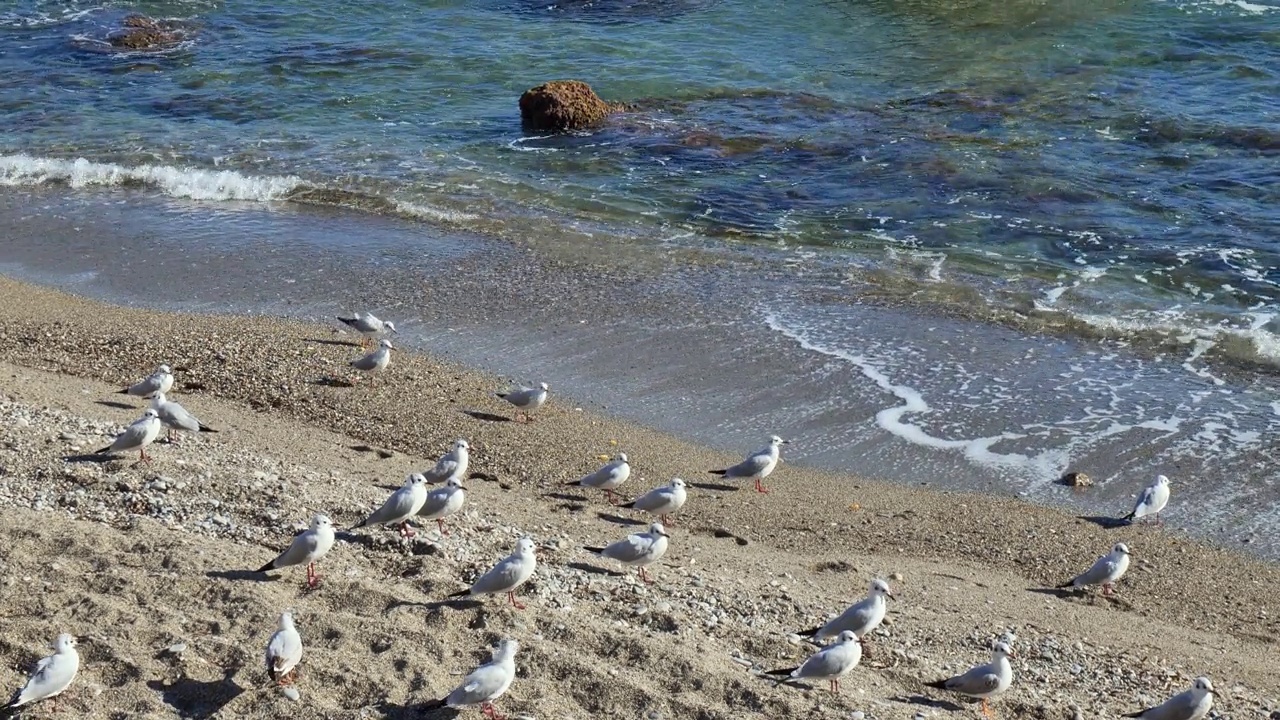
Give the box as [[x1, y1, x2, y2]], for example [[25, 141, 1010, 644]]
[[519, 80, 619, 132], [108, 16, 186, 51], [1061, 471, 1093, 488]]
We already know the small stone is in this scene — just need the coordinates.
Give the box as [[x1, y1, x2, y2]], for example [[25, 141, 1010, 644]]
[[890, 572, 904, 582], [165, 643, 187, 656], [851, 713, 866, 720], [1061, 471, 1093, 488], [281, 686, 300, 701]]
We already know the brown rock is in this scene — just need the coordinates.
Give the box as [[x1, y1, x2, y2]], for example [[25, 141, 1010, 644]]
[[1061, 471, 1093, 488], [108, 15, 184, 51], [519, 80, 617, 132]]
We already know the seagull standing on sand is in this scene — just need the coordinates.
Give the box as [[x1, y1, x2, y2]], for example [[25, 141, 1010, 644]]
[[709, 435, 789, 493], [449, 537, 537, 609], [1124, 677, 1215, 720], [1057, 542, 1131, 596], [118, 364, 173, 398], [566, 453, 630, 505], [620, 478, 687, 525], [496, 382, 548, 423], [423, 439, 469, 484], [925, 641, 1015, 718], [338, 312, 396, 349], [255, 514, 336, 589], [766, 630, 862, 694], [422, 639, 519, 719], [1122, 475, 1171, 524], [584, 522, 670, 584], [150, 391, 217, 443], [349, 339, 394, 386], [4, 634, 79, 713], [349, 474, 428, 538], [800, 579, 893, 647], [265, 612, 303, 686], [417, 477, 467, 535], [94, 408, 163, 463]]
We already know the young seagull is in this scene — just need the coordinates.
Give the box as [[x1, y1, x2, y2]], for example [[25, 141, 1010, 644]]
[[349, 474, 429, 538], [709, 435, 789, 493], [265, 612, 303, 686], [584, 522, 670, 584], [350, 339, 394, 387], [4, 634, 79, 714], [1124, 677, 1215, 720], [1058, 543, 1131, 596], [118, 364, 173, 398], [255, 514, 336, 589], [422, 639, 519, 720], [1122, 475, 1171, 524], [150, 391, 217, 444], [800, 579, 894, 649], [566, 453, 631, 505], [448, 538, 537, 609], [495, 382, 549, 423], [620, 478, 687, 526], [337, 311, 396, 349], [766, 630, 862, 694], [94, 408, 163, 463], [423, 439, 470, 484], [925, 641, 1016, 718], [417, 477, 467, 536]]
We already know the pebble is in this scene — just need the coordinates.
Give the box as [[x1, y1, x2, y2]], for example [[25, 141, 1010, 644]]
[[281, 687, 300, 701]]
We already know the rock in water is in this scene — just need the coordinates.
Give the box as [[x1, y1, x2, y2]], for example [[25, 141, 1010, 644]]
[[108, 15, 185, 50], [519, 80, 616, 132], [1061, 471, 1093, 488]]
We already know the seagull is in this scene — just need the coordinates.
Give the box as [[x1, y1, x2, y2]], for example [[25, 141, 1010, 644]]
[[496, 382, 548, 423], [417, 477, 467, 535], [1124, 677, 1215, 720], [1122, 475, 1171, 524], [94, 408, 163, 463], [423, 439, 469, 484], [150, 391, 217, 444], [4, 633, 79, 713], [766, 630, 862, 694], [349, 339, 394, 387], [799, 579, 894, 648], [1058, 543, 1131, 596], [255, 514, 336, 589], [925, 640, 1016, 718], [338, 312, 396, 349], [349, 474, 428, 538], [448, 537, 537, 609], [584, 522, 670, 584], [265, 612, 303, 686], [422, 639, 519, 719], [566, 453, 630, 505], [620, 478, 687, 526], [709, 435, 788, 493], [118, 364, 173, 398]]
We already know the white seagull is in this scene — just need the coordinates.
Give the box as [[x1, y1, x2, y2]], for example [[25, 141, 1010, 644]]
[[1058, 542, 1131, 596], [423, 439, 469, 484], [496, 382, 548, 423], [1124, 677, 1215, 720], [1122, 475, 1171, 524], [620, 478, 687, 526], [337, 311, 397, 349], [4, 633, 79, 713], [800, 578, 894, 645], [255, 514, 336, 588], [584, 522, 670, 584], [423, 639, 519, 718], [150, 391, 217, 443], [566, 453, 631, 504], [94, 408, 163, 463], [349, 339, 394, 387], [349, 474, 429, 537], [448, 537, 537, 609], [766, 630, 862, 694], [417, 477, 467, 535], [265, 612, 303, 686], [709, 435, 789, 493], [118, 364, 173, 398], [926, 640, 1016, 718]]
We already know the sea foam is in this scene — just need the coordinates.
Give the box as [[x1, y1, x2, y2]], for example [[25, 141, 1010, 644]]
[[0, 154, 302, 202]]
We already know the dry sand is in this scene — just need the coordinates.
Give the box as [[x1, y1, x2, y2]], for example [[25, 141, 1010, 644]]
[[0, 276, 1277, 720]]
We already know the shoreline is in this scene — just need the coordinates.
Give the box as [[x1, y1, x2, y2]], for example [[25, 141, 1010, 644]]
[[0, 275, 1277, 717]]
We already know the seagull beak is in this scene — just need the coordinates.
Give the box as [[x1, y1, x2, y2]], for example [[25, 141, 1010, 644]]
[[887, 590, 896, 600]]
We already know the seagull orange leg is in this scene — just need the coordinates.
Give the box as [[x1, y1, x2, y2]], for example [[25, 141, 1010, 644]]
[[755, 478, 769, 493], [981, 698, 992, 718], [399, 521, 416, 538], [437, 518, 449, 536], [507, 591, 526, 610]]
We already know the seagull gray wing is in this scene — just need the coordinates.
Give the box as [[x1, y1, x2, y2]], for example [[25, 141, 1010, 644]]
[[632, 487, 673, 513], [125, 376, 162, 397], [364, 487, 419, 525], [793, 645, 855, 680], [350, 350, 383, 371], [417, 487, 459, 519], [108, 419, 153, 452], [269, 529, 321, 569], [13, 652, 76, 707], [1073, 555, 1119, 586], [470, 556, 527, 595], [447, 663, 508, 706], [158, 401, 202, 433], [602, 534, 657, 564], [944, 665, 1002, 696], [721, 451, 770, 478], [423, 455, 461, 483], [266, 630, 302, 680], [1137, 690, 1208, 720], [825, 598, 877, 636], [502, 387, 537, 407]]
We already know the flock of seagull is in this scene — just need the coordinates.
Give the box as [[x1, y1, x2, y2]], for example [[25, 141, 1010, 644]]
[[4, 312, 1218, 720]]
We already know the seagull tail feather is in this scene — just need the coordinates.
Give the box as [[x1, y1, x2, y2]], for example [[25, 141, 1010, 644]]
[[255, 559, 276, 573], [94, 445, 112, 455], [925, 679, 949, 690], [1120, 511, 1136, 521], [708, 469, 728, 476], [198, 423, 218, 433], [764, 667, 796, 677], [583, 546, 605, 555], [447, 589, 469, 598], [619, 500, 636, 509]]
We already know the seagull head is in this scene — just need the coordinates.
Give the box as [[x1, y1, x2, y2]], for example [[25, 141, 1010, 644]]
[[311, 514, 333, 530], [670, 478, 686, 489], [1192, 677, 1214, 695], [616, 452, 629, 463], [54, 634, 78, 652], [142, 408, 160, 420], [1112, 542, 1130, 556], [445, 477, 465, 490], [649, 522, 669, 538], [156, 364, 172, 374], [408, 473, 428, 487], [870, 578, 894, 599], [279, 612, 295, 630], [384, 321, 398, 334], [454, 439, 470, 450], [836, 630, 859, 644], [1156, 474, 1170, 486], [516, 537, 537, 556], [538, 382, 550, 391], [379, 339, 395, 350], [992, 641, 1015, 659], [495, 638, 520, 662], [769, 435, 788, 446]]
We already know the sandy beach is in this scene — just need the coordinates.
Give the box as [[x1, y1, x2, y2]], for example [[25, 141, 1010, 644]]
[[0, 276, 1277, 719]]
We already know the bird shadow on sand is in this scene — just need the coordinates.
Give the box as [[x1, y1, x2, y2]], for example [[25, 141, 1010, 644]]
[[308, 376, 355, 388], [351, 444, 395, 459], [596, 512, 646, 527], [204, 569, 274, 583], [690, 481, 738, 492], [375, 700, 461, 719], [461, 409, 512, 423], [1025, 587, 1077, 599], [1077, 515, 1131, 529], [891, 694, 965, 712], [147, 670, 244, 719], [384, 598, 483, 614], [568, 562, 624, 577], [63, 453, 113, 464], [545, 492, 588, 502], [303, 337, 363, 348], [94, 399, 137, 410]]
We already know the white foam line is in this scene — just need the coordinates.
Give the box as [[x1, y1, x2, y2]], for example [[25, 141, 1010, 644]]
[[0, 154, 301, 202]]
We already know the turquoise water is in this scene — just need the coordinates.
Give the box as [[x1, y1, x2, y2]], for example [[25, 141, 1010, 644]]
[[1, 0, 1279, 367]]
